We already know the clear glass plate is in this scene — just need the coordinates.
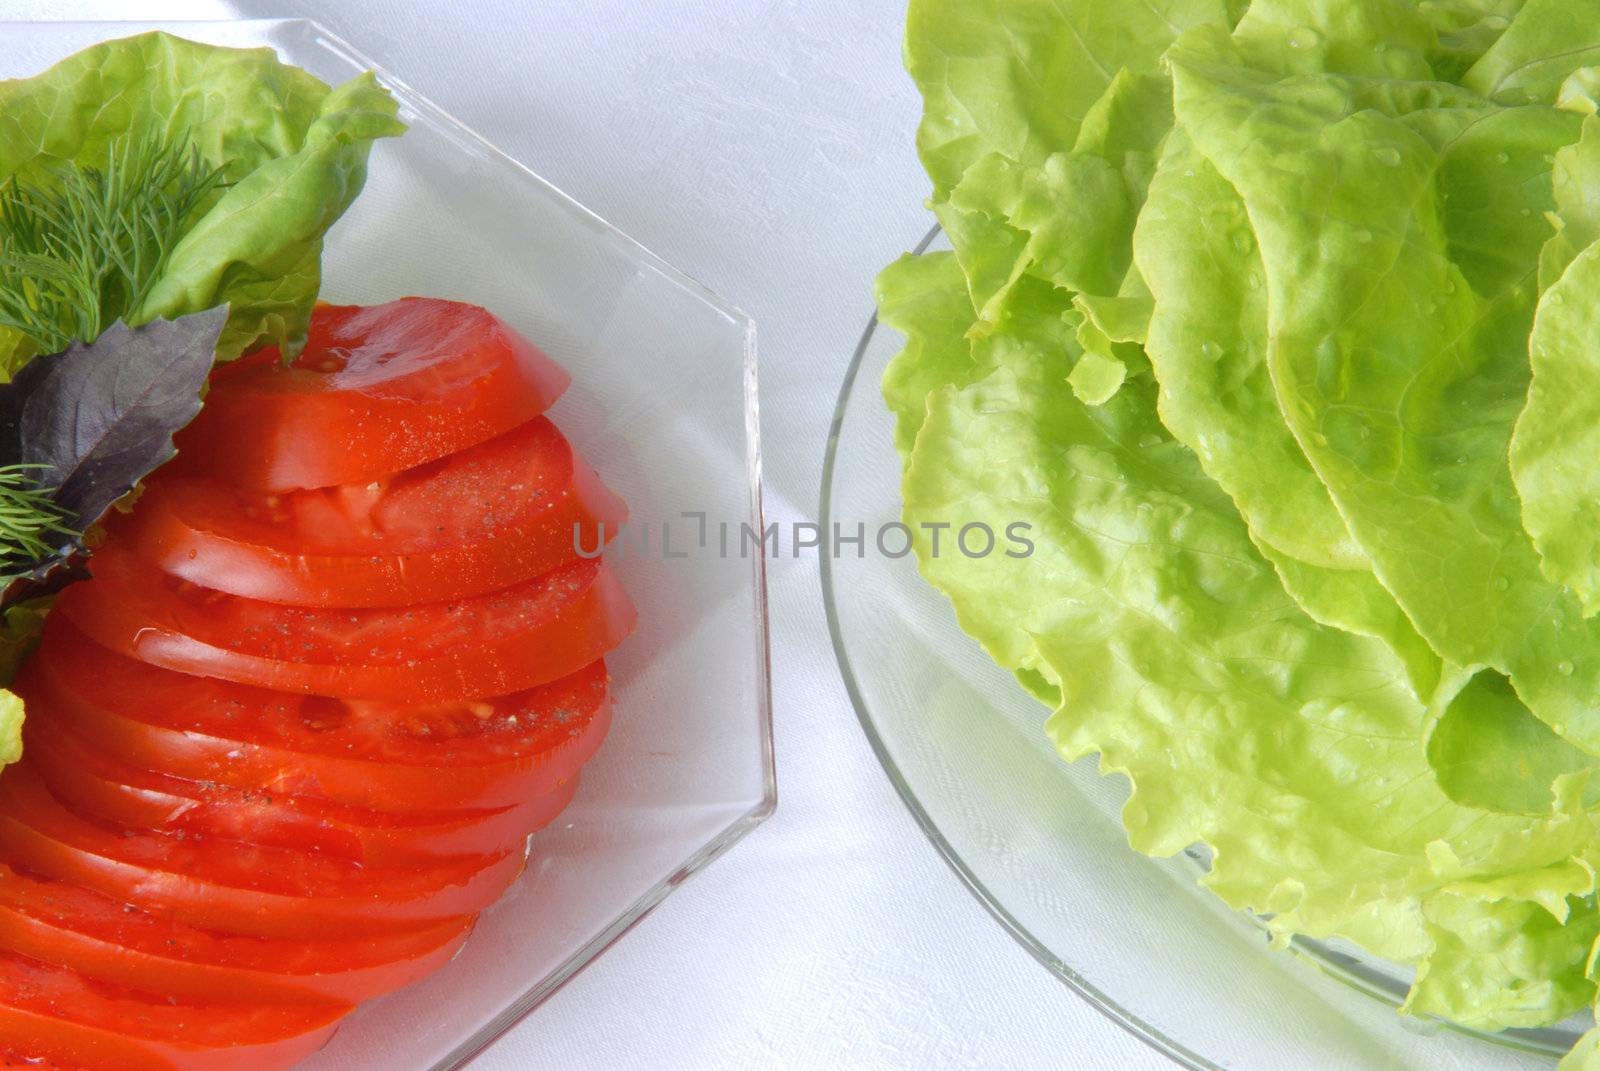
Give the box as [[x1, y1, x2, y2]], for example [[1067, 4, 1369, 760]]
[[821, 226, 1575, 1071], [2, 18, 774, 1071]]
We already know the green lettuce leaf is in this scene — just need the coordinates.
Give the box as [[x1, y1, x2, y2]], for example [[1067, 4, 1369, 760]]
[[1510, 94, 1600, 618], [0, 602, 45, 687], [885, 0, 1600, 1049], [1562, 1028, 1600, 1071], [879, 250, 997, 456], [0, 31, 404, 361], [0, 602, 45, 770], [1134, 120, 1442, 695], [1167, 24, 1600, 754], [905, 0, 1237, 322], [1423, 0, 1528, 83], [889, 259, 1600, 1028], [941, 147, 1133, 319], [1427, 670, 1598, 814], [1066, 349, 1125, 406], [1538, 106, 1600, 290], [0, 690, 18, 768], [1510, 241, 1600, 618], [1464, 0, 1600, 104], [1071, 293, 1151, 350], [1123, 1, 1542, 698], [905, 0, 1228, 195], [1407, 894, 1600, 1030]]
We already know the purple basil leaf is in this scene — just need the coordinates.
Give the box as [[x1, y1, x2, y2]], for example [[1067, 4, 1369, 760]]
[[0, 306, 226, 593]]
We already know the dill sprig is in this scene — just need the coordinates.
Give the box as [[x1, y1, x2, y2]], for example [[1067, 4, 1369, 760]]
[[0, 132, 224, 575], [0, 131, 225, 353], [0, 464, 73, 581]]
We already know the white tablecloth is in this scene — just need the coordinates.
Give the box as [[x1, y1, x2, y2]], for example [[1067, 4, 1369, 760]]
[[0, 3, 1171, 1068]]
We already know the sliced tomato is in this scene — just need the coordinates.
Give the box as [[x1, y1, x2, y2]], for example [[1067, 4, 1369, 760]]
[[23, 624, 610, 813], [172, 298, 571, 492], [53, 547, 634, 702], [0, 948, 346, 1071], [25, 719, 580, 864], [1, 1056, 79, 1070], [124, 417, 626, 607], [0, 862, 470, 1005], [0, 765, 523, 940]]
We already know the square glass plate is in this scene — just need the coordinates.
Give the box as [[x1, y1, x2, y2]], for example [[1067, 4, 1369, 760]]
[[1, 18, 775, 1071]]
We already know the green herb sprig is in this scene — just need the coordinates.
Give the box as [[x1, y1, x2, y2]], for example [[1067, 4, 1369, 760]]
[[0, 132, 225, 569], [0, 131, 225, 355], [0, 463, 72, 581]]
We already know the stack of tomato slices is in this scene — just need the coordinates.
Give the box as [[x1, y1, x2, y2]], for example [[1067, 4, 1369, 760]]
[[0, 298, 635, 1071]]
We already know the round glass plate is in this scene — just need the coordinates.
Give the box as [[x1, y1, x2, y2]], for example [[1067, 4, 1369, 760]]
[[820, 225, 1579, 1070]]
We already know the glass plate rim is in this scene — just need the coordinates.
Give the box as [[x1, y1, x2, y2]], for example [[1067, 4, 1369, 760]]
[[4, 17, 779, 1071], [818, 221, 1211, 1071]]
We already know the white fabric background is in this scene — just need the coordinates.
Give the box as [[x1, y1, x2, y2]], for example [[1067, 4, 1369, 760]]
[[0, 3, 1172, 1068]]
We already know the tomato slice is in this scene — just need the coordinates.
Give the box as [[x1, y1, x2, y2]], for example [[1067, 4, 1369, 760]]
[[1, 1056, 78, 1071], [172, 298, 571, 492], [125, 417, 626, 608], [0, 948, 345, 1071], [0, 765, 523, 940], [0, 862, 470, 1005], [24, 718, 579, 864], [23, 624, 610, 813], [53, 547, 634, 702]]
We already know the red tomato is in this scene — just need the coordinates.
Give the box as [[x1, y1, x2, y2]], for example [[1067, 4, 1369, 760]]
[[0, 948, 345, 1071], [124, 417, 627, 608], [172, 298, 571, 492], [53, 547, 634, 702], [22, 624, 611, 814], [0, 863, 471, 1005], [25, 719, 580, 864], [0, 765, 524, 940]]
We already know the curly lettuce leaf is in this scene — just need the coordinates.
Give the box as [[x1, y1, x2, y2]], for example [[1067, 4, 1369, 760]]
[[905, 0, 1231, 196], [1125, 0, 1484, 694], [1563, 1028, 1600, 1071], [0, 602, 45, 686], [1464, 0, 1600, 104], [1510, 242, 1600, 618], [1407, 894, 1600, 1031], [941, 147, 1134, 319], [889, 262, 1600, 1028], [1427, 670, 1598, 814], [885, 0, 1600, 1048], [0, 603, 45, 770], [0, 690, 17, 767], [1511, 95, 1600, 618], [1071, 293, 1150, 351], [1135, 127, 1441, 695], [878, 250, 999, 457], [0, 31, 404, 363], [1065, 349, 1125, 406], [1539, 78, 1600, 284], [1167, 25, 1600, 754], [1127, 0, 1448, 579], [906, 0, 1237, 322]]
